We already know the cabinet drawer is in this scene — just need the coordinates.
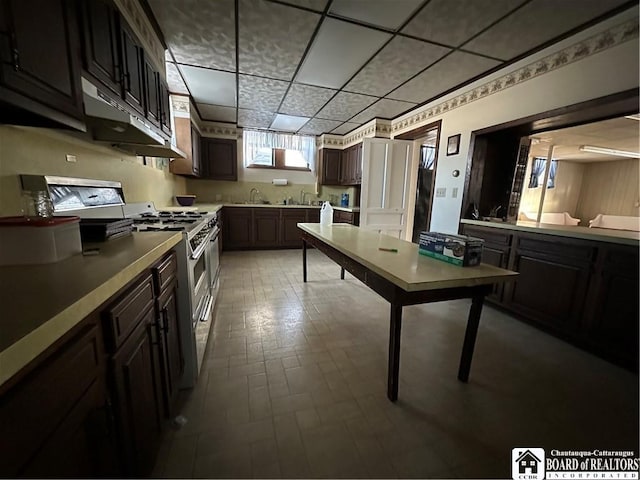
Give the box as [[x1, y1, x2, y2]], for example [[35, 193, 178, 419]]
[[463, 226, 512, 246], [103, 274, 155, 352], [516, 234, 595, 264], [153, 252, 177, 294]]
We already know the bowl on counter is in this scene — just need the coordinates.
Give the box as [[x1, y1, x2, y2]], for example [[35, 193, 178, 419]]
[[176, 195, 196, 206]]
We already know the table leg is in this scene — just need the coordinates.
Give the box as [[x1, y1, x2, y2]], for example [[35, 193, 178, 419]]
[[458, 295, 485, 382], [387, 303, 402, 401], [340, 267, 345, 280], [302, 240, 307, 283]]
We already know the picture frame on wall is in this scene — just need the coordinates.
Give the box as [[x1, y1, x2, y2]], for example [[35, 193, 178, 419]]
[[447, 134, 461, 156]]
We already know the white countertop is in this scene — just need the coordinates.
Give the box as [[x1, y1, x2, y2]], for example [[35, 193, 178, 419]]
[[461, 219, 640, 246], [297, 223, 517, 292], [0, 232, 182, 387]]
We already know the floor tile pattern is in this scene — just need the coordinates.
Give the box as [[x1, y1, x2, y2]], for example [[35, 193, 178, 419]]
[[153, 249, 639, 479]]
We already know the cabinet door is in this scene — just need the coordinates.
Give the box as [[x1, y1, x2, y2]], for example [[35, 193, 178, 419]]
[[191, 123, 201, 176], [79, 0, 121, 96], [159, 79, 171, 135], [111, 308, 163, 477], [223, 207, 253, 249], [119, 23, 144, 114], [144, 60, 160, 127], [253, 208, 280, 248], [201, 137, 237, 181], [0, 0, 83, 123], [354, 143, 362, 184], [281, 210, 306, 248], [319, 149, 341, 185], [156, 279, 183, 416]]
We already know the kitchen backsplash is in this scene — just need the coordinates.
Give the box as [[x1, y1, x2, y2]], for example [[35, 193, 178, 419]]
[[0, 126, 187, 216], [186, 178, 358, 207]]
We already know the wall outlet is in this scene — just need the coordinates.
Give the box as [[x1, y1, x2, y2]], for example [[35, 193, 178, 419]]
[[65, 154, 77, 163], [436, 187, 446, 198], [452, 187, 458, 198]]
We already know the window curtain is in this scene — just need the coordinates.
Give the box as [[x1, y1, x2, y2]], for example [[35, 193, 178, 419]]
[[547, 160, 557, 188], [528, 157, 546, 188], [420, 146, 436, 170], [243, 129, 316, 172]]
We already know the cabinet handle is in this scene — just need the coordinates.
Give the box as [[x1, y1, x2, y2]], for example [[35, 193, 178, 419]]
[[8, 31, 19, 71], [123, 71, 131, 90]]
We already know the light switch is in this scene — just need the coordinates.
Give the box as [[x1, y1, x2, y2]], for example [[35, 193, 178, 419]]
[[65, 154, 77, 163], [452, 187, 458, 198], [436, 187, 446, 198]]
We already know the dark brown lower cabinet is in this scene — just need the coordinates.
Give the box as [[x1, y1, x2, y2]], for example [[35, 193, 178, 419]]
[[333, 210, 360, 225], [224, 207, 253, 248], [461, 223, 638, 370], [281, 209, 307, 248], [156, 279, 183, 416], [253, 208, 280, 248]]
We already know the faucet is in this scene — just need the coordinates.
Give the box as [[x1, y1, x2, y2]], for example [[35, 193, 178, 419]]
[[300, 190, 312, 205], [490, 205, 502, 218], [249, 188, 260, 204]]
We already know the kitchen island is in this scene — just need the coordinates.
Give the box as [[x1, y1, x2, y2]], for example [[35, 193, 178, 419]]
[[460, 219, 639, 370], [297, 223, 518, 401]]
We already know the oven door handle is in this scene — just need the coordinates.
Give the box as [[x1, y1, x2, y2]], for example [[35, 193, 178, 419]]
[[191, 229, 215, 260], [199, 295, 213, 322]]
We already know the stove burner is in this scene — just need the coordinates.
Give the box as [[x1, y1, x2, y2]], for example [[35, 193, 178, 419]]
[[142, 225, 186, 231]]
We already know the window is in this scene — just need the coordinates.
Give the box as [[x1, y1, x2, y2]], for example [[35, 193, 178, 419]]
[[528, 157, 558, 188], [420, 145, 436, 170], [243, 129, 316, 171]]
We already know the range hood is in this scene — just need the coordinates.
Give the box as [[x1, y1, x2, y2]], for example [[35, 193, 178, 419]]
[[82, 78, 185, 158]]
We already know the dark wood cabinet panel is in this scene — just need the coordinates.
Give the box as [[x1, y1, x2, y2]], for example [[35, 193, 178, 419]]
[[319, 145, 362, 186], [79, 0, 121, 96], [0, 0, 84, 128], [333, 210, 360, 226], [319, 148, 341, 185], [253, 208, 280, 248], [156, 279, 183, 417], [119, 23, 144, 114], [201, 137, 238, 181], [223, 207, 253, 249], [281, 209, 307, 248], [170, 118, 200, 176], [144, 59, 160, 127], [307, 208, 320, 223], [159, 79, 171, 135]]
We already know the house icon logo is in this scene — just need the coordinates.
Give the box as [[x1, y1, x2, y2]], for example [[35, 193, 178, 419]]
[[512, 448, 545, 480]]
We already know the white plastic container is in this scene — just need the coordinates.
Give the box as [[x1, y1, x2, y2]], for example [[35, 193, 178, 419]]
[[0, 216, 82, 265], [320, 202, 333, 226]]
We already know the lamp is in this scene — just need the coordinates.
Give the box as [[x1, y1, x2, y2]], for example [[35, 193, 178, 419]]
[[579, 145, 640, 159]]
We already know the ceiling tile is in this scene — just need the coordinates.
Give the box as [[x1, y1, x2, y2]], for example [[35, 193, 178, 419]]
[[329, 0, 423, 30], [464, 0, 629, 60], [197, 104, 236, 123], [279, 84, 337, 117], [179, 65, 236, 106], [316, 91, 378, 121], [402, 0, 524, 47], [295, 18, 392, 89], [149, 0, 236, 71], [331, 122, 362, 135], [239, 75, 290, 111], [165, 62, 189, 94], [350, 99, 416, 123], [278, 0, 328, 12], [298, 118, 342, 135], [387, 52, 500, 103], [270, 114, 311, 132], [238, 109, 274, 129], [238, 0, 320, 80], [344, 36, 450, 97]]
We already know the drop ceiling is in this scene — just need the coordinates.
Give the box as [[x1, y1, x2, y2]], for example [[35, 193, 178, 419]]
[[148, 0, 633, 136]]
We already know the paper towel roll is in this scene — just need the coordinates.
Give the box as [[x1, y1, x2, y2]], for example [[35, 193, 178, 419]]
[[272, 178, 288, 186]]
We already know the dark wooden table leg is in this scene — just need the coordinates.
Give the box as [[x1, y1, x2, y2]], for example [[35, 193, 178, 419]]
[[387, 303, 402, 401], [302, 239, 307, 283], [340, 267, 345, 280], [458, 295, 485, 382]]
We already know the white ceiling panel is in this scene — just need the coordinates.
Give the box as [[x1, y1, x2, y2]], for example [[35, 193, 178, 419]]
[[239, 75, 290, 111], [344, 36, 450, 97], [402, 0, 524, 48], [316, 91, 378, 121], [298, 118, 342, 135], [278, 0, 328, 12], [197, 104, 236, 123], [464, 0, 629, 60], [350, 98, 416, 123], [295, 18, 392, 89], [329, 0, 423, 30], [271, 114, 311, 132], [279, 84, 337, 117], [238, 109, 275, 129], [387, 52, 500, 103], [331, 122, 362, 135], [149, 0, 236, 71], [179, 65, 236, 106], [165, 62, 189, 94], [238, 0, 320, 80]]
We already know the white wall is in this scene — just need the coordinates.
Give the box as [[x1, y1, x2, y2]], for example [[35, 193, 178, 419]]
[[391, 9, 639, 233]]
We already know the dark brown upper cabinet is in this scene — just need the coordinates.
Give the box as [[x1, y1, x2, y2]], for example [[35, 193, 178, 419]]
[[159, 79, 171, 135], [0, 0, 84, 130], [319, 148, 341, 185], [144, 59, 160, 127], [169, 118, 200, 177], [119, 22, 144, 115], [201, 137, 238, 181], [79, 0, 120, 97]]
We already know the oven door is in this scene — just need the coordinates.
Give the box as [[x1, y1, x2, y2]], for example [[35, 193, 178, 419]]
[[209, 226, 220, 291], [188, 233, 213, 329]]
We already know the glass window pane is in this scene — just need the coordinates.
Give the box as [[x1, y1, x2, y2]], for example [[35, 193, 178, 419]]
[[284, 149, 308, 168]]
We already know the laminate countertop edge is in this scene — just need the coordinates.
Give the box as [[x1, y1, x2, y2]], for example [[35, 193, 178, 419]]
[[162, 204, 360, 212], [0, 233, 182, 388]]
